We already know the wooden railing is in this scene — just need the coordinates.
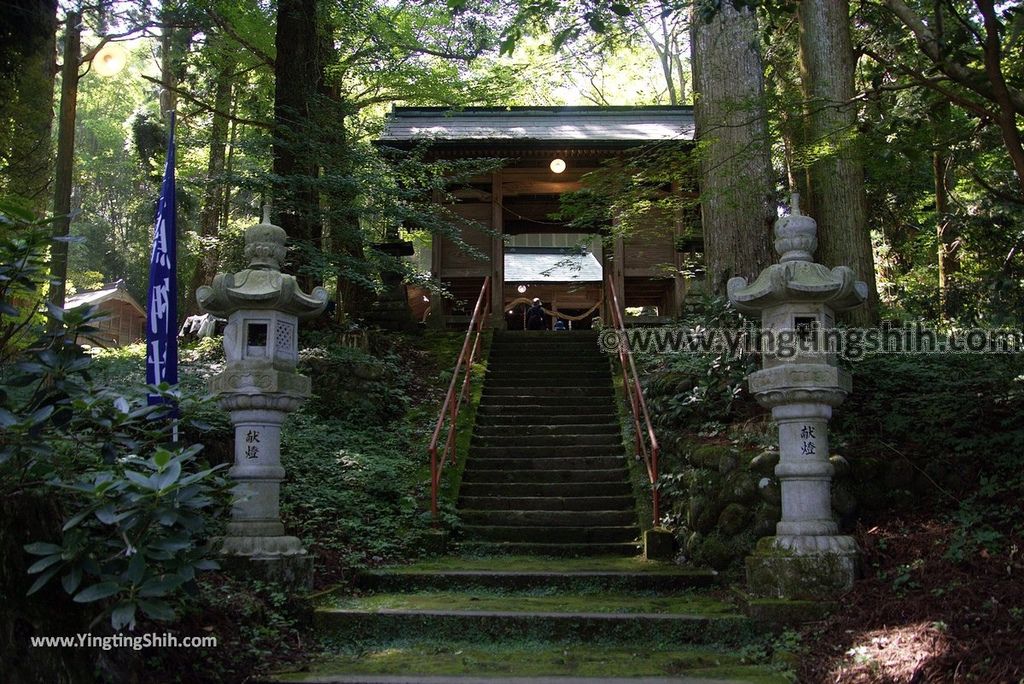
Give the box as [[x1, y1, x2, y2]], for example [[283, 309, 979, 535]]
[[605, 275, 661, 526], [428, 277, 491, 518]]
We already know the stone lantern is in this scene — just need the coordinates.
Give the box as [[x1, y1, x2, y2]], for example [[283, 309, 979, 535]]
[[197, 209, 328, 584], [727, 195, 867, 599]]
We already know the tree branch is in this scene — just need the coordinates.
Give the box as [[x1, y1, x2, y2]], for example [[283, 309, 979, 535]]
[[883, 0, 1024, 114], [140, 75, 272, 129], [210, 12, 275, 68], [970, 170, 1024, 206], [860, 45, 992, 118]]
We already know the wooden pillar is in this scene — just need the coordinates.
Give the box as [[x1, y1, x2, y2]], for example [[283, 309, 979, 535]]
[[490, 170, 504, 325], [670, 182, 686, 318], [612, 235, 626, 323], [428, 188, 445, 328]]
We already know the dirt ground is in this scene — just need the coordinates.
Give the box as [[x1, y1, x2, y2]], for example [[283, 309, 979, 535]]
[[797, 514, 1023, 683]]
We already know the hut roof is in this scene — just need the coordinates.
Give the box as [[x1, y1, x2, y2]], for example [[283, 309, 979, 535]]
[[65, 284, 145, 318]]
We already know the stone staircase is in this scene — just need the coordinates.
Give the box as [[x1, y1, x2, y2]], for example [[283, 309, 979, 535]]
[[267, 330, 783, 683], [271, 556, 783, 683], [458, 330, 641, 556]]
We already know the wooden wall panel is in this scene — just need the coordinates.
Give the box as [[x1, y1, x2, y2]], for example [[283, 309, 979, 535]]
[[438, 204, 493, 276]]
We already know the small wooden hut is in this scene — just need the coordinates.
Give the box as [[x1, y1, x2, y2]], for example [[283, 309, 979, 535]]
[[65, 282, 146, 347]]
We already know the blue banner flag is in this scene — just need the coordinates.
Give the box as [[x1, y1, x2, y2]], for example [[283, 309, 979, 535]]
[[146, 112, 178, 405]]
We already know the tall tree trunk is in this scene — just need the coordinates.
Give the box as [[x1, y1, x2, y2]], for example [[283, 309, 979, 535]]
[[48, 10, 81, 312], [931, 99, 958, 320], [691, 0, 775, 294], [160, 19, 177, 114], [976, 0, 1024, 201], [0, 0, 57, 213], [797, 0, 879, 324], [221, 104, 238, 236], [273, 0, 326, 291], [186, 59, 233, 312], [320, 102, 372, 319], [765, 17, 810, 201]]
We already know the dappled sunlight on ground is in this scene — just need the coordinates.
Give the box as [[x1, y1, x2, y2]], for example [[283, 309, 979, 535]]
[[832, 621, 953, 683], [798, 514, 1023, 683]]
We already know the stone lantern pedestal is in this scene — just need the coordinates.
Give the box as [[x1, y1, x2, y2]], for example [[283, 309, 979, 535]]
[[728, 196, 867, 600], [197, 211, 327, 588]]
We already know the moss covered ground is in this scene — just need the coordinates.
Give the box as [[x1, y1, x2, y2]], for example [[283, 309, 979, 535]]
[[384, 554, 696, 573], [324, 589, 737, 615], [273, 641, 790, 682]]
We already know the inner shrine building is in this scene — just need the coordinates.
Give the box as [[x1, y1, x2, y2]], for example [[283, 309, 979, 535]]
[[375, 106, 700, 328]]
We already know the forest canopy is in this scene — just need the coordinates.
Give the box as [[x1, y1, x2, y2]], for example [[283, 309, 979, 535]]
[[1, 0, 1022, 325]]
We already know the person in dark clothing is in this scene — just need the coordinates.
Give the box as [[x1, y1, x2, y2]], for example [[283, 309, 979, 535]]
[[526, 298, 546, 330]]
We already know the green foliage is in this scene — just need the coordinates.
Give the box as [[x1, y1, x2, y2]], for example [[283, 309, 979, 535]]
[[640, 297, 759, 432], [833, 353, 1024, 561], [124, 574, 308, 683], [276, 333, 461, 572], [1, 209, 230, 632], [280, 409, 429, 569], [301, 340, 409, 424], [25, 446, 229, 631], [0, 199, 52, 361]]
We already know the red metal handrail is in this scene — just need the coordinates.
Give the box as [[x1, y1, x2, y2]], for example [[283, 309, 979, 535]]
[[605, 275, 660, 526], [428, 277, 491, 518]]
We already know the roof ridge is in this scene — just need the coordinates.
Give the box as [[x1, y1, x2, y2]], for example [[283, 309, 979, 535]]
[[390, 105, 694, 116]]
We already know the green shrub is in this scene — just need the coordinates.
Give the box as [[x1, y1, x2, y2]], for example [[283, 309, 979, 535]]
[[1, 203, 230, 633]]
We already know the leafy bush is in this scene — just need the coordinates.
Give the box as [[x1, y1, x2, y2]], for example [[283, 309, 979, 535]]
[[1, 202, 230, 634], [280, 394, 430, 578], [300, 342, 410, 425], [639, 296, 760, 433], [25, 445, 229, 631], [0, 199, 51, 362]]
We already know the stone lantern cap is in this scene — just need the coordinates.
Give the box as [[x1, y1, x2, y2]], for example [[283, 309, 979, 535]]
[[727, 195, 868, 315], [197, 209, 329, 319]]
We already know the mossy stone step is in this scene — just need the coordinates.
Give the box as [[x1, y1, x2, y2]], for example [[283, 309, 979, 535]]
[[486, 360, 610, 370], [487, 351, 605, 361], [476, 404, 617, 417], [474, 414, 618, 426], [474, 423, 620, 436], [458, 482, 632, 498], [460, 524, 638, 544], [485, 377, 613, 388], [458, 495, 636, 512], [355, 569, 718, 593], [458, 541, 640, 557], [484, 386, 615, 398], [471, 434, 622, 448], [487, 368, 610, 377], [468, 444, 623, 458], [486, 367, 610, 375], [488, 340, 602, 348], [494, 330, 598, 337], [460, 467, 627, 484], [486, 372, 610, 381], [267, 641, 783, 683], [464, 456, 625, 471], [321, 590, 736, 615], [460, 509, 636, 527], [314, 607, 752, 646], [479, 396, 616, 408]]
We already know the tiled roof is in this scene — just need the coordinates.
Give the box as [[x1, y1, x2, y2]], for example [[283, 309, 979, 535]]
[[379, 106, 694, 144], [504, 247, 603, 282]]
